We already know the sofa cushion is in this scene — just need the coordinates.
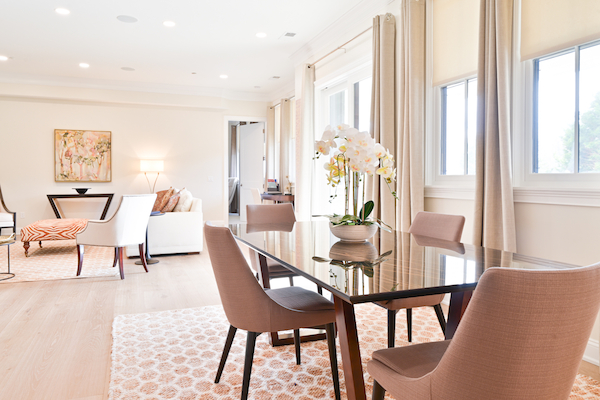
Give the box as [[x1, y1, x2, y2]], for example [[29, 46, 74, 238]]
[[162, 190, 180, 212], [152, 187, 173, 212], [174, 188, 193, 212]]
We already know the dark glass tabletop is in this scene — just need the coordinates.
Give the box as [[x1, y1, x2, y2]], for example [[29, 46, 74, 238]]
[[230, 220, 578, 304]]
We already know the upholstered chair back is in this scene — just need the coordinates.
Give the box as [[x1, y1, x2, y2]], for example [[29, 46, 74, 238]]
[[246, 203, 296, 224], [77, 194, 156, 247], [408, 211, 465, 242], [432, 264, 600, 399]]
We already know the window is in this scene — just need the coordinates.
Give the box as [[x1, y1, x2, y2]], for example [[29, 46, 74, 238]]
[[533, 41, 600, 174], [313, 70, 372, 216], [441, 78, 477, 175]]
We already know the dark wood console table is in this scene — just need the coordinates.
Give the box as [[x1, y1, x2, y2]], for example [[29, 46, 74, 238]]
[[47, 193, 114, 220], [260, 193, 294, 205]]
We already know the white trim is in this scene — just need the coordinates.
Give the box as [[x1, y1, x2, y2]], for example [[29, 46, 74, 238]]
[[290, 0, 392, 67], [425, 185, 600, 207], [313, 57, 372, 91], [583, 339, 600, 367]]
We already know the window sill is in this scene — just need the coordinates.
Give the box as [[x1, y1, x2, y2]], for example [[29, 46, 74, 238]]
[[425, 186, 600, 207]]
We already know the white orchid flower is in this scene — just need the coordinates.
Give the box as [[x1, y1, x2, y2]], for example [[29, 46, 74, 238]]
[[315, 140, 331, 155], [321, 126, 336, 142], [337, 123, 351, 131], [373, 143, 386, 158]]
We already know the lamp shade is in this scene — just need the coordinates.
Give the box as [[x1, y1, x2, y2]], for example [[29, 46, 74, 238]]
[[140, 160, 164, 172]]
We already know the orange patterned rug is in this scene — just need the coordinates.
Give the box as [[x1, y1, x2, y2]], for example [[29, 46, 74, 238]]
[[109, 303, 600, 399], [0, 239, 118, 283]]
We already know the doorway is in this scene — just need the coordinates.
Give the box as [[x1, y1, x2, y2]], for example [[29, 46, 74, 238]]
[[228, 121, 265, 222]]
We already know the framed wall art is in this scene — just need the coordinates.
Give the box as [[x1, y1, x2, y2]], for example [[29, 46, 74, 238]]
[[54, 129, 112, 182]]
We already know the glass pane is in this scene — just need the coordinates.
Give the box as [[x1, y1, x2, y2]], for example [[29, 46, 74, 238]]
[[578, 44, 600, 173], [536, 51, 575, 173], [443, 82, 466, 175], [329, 90, 346, 129], [354, 78, 372, 132], [466, 79, 477, 175]]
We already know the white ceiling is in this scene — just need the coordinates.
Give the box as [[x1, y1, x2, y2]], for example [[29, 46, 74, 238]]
[[0, 0, 366, 100]]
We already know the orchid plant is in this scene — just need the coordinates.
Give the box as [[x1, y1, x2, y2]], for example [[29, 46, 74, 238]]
[[315, 124, 397, 229]]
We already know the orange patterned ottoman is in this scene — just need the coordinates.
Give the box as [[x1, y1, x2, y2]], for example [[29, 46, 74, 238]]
[[21, 218, 88, 257]]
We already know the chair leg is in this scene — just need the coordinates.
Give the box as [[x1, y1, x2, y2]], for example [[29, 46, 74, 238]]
[[325, 323, 341, 400], [317, 285, 323, 295], [387, 309, 397, 348], [241, 331, 259, 400], [117, 247, 125, 280], [215, 325, 237, 383], [407, 308, 413, 342], [76, 244, 84, 276], [288, 276, 294, 286], [139, 243, 149, 272], [293, 329, 301, 365], [112, 248, 118, 268], [23, 241, 30, 257], [433, 304, 447, 334], [372, 380, 386, 400]]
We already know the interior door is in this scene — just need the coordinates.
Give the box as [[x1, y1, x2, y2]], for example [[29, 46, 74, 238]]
[[239, 122, 265, 221]]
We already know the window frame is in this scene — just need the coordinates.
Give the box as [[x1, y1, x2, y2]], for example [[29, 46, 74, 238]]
[[518, 39, 600, 189]]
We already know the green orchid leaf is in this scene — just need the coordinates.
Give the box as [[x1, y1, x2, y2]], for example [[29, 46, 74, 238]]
[[358, 200, 374, 222]]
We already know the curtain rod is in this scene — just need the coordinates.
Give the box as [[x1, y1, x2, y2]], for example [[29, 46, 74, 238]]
[[269, 96, 295, 109], [310, 26, 373, 67]]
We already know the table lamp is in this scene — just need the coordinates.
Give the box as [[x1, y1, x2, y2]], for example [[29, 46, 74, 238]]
[[140, 160, 164, 193]]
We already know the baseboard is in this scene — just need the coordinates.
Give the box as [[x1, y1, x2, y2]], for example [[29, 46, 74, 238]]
[[583, 339, 599, 366]]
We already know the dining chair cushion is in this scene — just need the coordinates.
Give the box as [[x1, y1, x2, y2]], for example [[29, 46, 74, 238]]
[[378, 295, 445, 310], [266, 286, 334, 313], [0, 213, 13, 223], [407, 212, 465, 242], [371, 340, 450, 378]]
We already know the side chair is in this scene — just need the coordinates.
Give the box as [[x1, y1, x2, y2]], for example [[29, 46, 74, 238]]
[[76, 194, 156, 279], [0, 185, 16, 236], [377, 211, 465, 347], [368, 263, 600, 400], [204, 222, 341, 400]]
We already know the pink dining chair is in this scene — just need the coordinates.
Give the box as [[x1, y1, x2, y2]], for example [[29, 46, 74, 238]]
[[368, 263, 600, 400], [204, 222, 341, 400], [377, 211, 465, 347]]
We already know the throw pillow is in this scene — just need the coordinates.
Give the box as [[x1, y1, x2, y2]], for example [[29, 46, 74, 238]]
[[162, 191, 181, 212], [174, 188, 193, 212], [152, 187, 174, 212]]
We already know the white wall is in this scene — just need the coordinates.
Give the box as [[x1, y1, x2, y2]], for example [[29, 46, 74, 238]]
[[0, 83, 267, 228]]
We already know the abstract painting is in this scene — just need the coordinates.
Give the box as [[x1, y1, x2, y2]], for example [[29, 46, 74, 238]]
[[55, 130, 112, 182]]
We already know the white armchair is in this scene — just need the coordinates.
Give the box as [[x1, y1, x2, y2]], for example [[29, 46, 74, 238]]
[[0, 185, 16, 236], [76, 194, 156, 280]]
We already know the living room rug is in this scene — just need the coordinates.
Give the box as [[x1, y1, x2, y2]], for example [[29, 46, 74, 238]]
[[0, 239, 119, 283], [109, 303, 600, 399]]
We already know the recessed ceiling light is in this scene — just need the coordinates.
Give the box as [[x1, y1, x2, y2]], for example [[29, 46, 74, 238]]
[[163, 21, 176, 27], [0, 55, 8, 61], [121, 67, 135, 71], [219, 74, 228, 79], [191, 72, 197, 74], [55, 8, 70, 15], [117, 15, 138, 23], [79, 63, 90, 68], [256, 32, 267, 38]]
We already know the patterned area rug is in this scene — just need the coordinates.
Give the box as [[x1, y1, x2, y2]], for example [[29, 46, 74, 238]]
[[0, 239, 118, 283], [109, 303, 600, 399]]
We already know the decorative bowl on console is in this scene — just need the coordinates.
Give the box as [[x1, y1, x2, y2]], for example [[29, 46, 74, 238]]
[[74, 188, 90, 195]]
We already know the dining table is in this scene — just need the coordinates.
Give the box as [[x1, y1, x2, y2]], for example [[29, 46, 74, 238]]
[[229, 220, 578, 400]]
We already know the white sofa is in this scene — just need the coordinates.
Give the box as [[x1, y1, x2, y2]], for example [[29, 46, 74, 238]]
[[126, 198, 203, 257]]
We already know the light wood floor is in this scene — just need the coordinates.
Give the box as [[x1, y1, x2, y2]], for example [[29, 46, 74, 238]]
[[0, 249, 598, 400]]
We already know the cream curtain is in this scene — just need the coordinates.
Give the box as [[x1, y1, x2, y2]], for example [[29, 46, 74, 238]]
[[397, 0, 425, 232], [279, 98, 292, 193], [473, 0, 517, 252], [265, 106, 276, 193], [368, 13, 397, 229], [295, 65, 315, 221]]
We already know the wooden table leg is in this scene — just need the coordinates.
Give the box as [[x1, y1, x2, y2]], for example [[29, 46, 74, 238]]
[[445, 290, 473, 339], [334, 296, 366, 400]]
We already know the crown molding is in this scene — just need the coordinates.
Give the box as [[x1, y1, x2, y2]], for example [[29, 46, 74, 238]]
[[0, 72, 276, 103], [290, 0, 393, 67]]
